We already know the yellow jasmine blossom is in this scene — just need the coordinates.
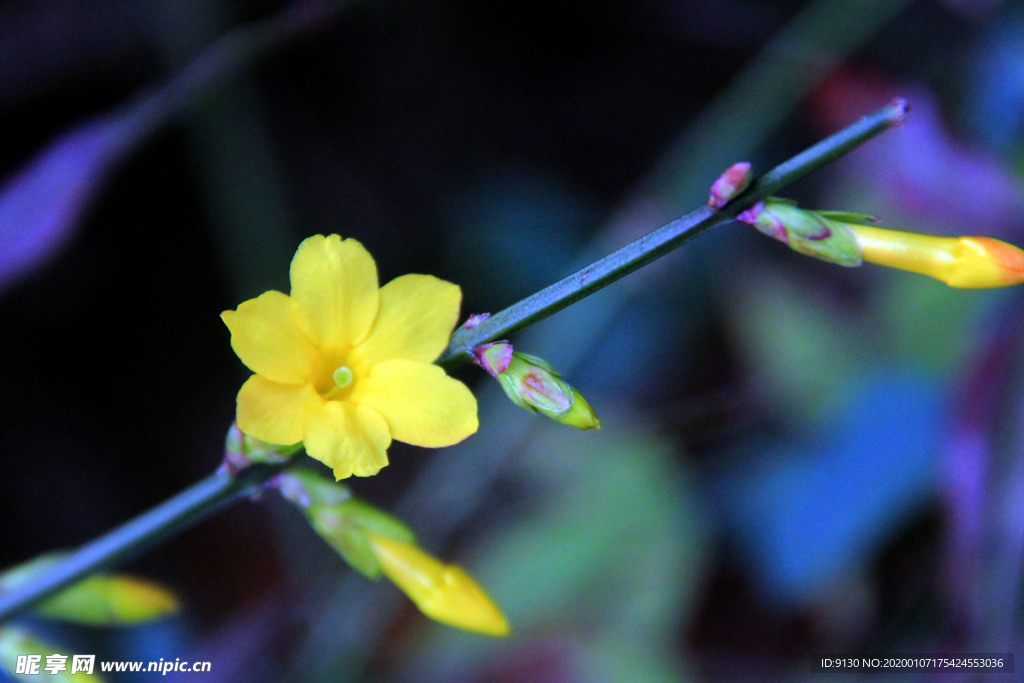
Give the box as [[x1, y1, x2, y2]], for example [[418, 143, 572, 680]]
[[222, 235, 478, 479], [845, 224, 1024, 288], [366, 532, 510, 636]]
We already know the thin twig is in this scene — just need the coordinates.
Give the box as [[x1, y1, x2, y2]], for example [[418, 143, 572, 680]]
[[0, 99, 907, 625]]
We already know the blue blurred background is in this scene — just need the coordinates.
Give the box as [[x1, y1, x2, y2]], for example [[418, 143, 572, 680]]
[[3, 0, 1024, 680]]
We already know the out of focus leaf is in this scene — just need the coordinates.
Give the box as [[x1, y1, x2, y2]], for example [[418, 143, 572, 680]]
[[33, 574, 179, 626], [0, 0, 345, 297], [1, 554, 179, 626], [966, 14, 1024, 150], [722, 265, 863, 425], [712, 371, 941, 607], [402, 412, 709, 680], [0, 111, 149, 295], [0, 624, 103, 682], [876, 273, 987, 371]]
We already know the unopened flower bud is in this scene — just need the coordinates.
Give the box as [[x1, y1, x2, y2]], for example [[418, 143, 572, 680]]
[[846, 224, 1024, 288], [742, 197, 1024, 288], [737, 198, 862, 266], [461, 312, 491, 329], [222, 422, 300, 474], [366, 532, 510, 637], [472, 341, 515, 377], [1, 554, 178, 626], [473, 345, 600, 430], [272, 470, 507, 634], [274, 470, 413, 578], [709, 161, 753, 209]]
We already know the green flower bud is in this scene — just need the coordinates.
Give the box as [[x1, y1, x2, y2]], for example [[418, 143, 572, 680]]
[[222, 422, 300, 474], [473, 345, 601, 430], [738, 198, 863, 267], [273, 470, 509, 635], [474, 341, 514, 377], [274, 470, 415, 578]]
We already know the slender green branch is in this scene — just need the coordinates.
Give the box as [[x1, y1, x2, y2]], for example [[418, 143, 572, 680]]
[[439, 98, 908, 367], [0, 460, 292, 622], [0, 99, 906, 625]]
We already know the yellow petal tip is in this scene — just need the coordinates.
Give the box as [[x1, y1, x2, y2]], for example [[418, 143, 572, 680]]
[[366, 534, 510, 637]]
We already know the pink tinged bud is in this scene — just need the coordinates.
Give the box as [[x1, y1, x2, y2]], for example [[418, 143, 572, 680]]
[[741, 198, 863, 267], [461, 312, 491, 329], [221, 422, 300, 475], [736, 201, 764, 225], [737, 201, 791, 244], [709, 162, 753, 209], [493, 352, 601, 430], [471, 341, 514, 377]]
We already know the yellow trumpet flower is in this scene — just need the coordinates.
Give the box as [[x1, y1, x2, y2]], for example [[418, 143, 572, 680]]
[[846, 224, 1024, 288], [741, 198, 1024, 289], [366, 533, 510, 637]]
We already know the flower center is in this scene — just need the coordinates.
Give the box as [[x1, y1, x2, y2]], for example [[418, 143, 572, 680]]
[[323, 365, 354, 400], [333, 366, 354, 389]]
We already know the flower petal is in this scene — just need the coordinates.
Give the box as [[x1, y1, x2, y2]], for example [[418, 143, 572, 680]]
[[304, 400, 392, 479], [352, 274, 462, 366], [289, 235, 379, 353], [222, 291, 316, 385], [236, 375, 320, 446], [351, 359, 478, 447]]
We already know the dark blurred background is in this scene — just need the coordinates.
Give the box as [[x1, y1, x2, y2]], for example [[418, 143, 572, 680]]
[[3, 0, 1024, 680]]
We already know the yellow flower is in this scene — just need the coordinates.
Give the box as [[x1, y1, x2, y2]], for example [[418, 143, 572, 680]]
[[222, 235, 478, 479], [366, 532, 510, 636], [847, 225, 1024, 288]]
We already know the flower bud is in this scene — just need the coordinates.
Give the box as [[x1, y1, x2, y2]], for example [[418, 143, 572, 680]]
[[222, 422, 300, 474], [846, 224, 1024, 288], [1, 554, 178, 626], [274, 470, 413, 578], [741, 197, 1024, 288], [472, 341, 514, 377], [473, 344, 600, 430], [738, 198, 862, 266], [365, 533, 510, 637], [708, 161, 753, 209], [273, 470, 509, 635], [460, 312, 491, 329]]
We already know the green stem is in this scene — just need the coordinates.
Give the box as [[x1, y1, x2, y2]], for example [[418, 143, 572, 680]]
[[0, 460, 292, 622], [439, 98, 908, 367], [0, 99, 906, 624]]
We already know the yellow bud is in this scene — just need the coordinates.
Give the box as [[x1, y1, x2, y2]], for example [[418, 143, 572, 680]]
[[365, 533, 510, 637], [556, 386, 601, 430], [849, 225, 1024, 288], [1, 554, 178, 626], [34, 575, 180, 626]]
